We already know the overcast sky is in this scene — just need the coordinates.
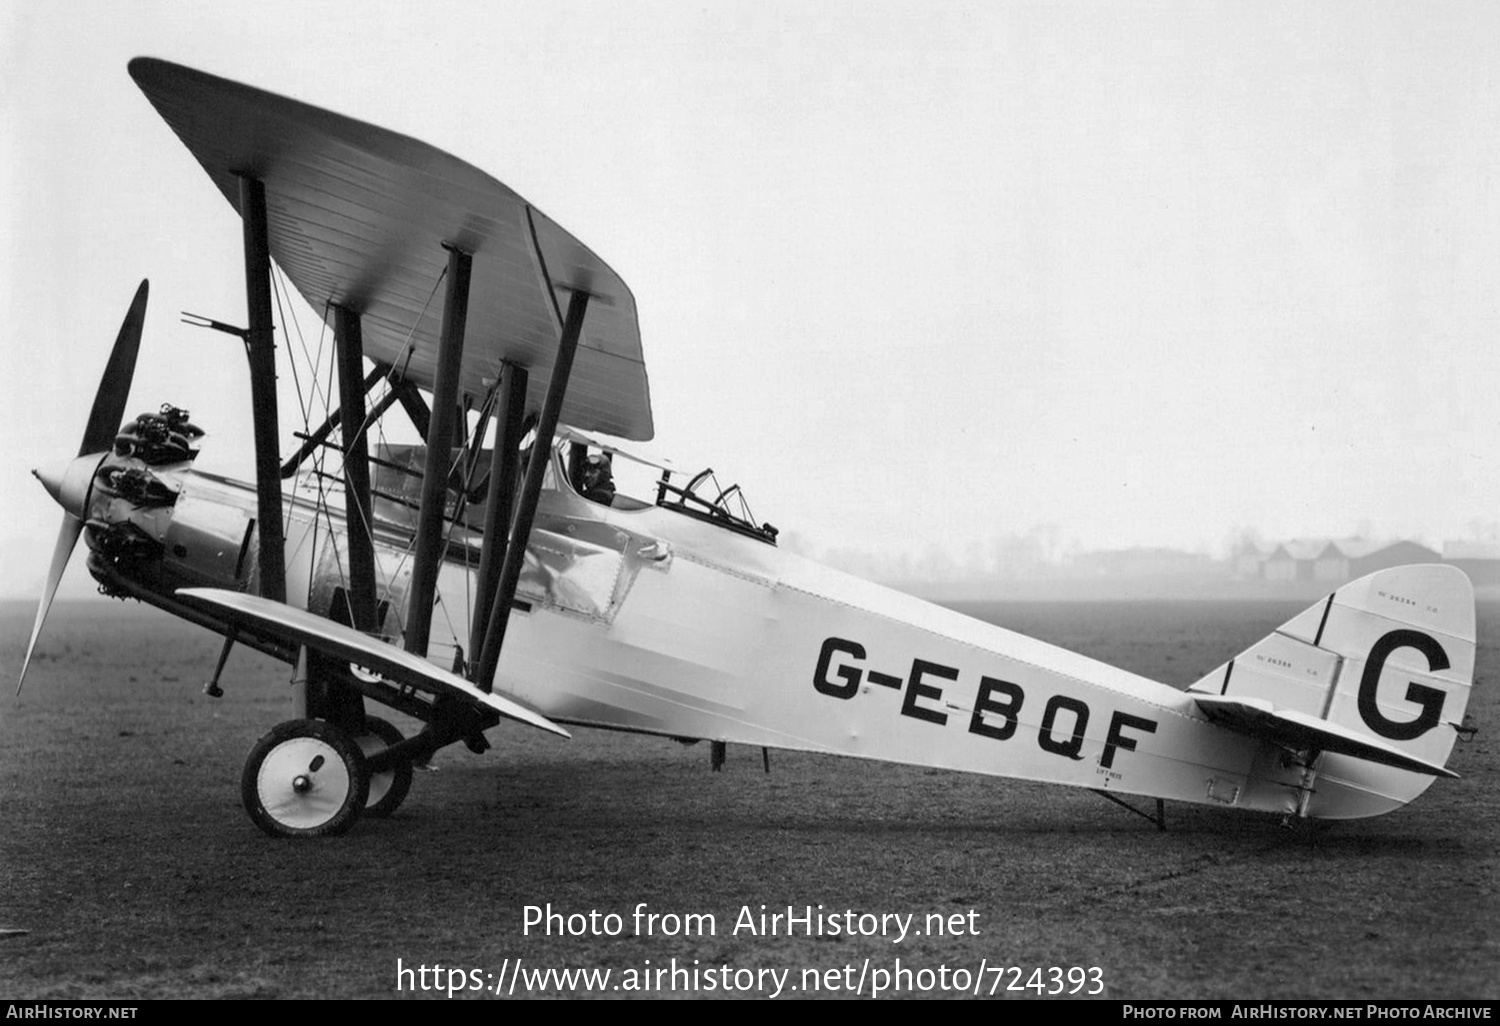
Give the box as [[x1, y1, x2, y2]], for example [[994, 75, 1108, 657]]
[[4, 0, 1499, 599]]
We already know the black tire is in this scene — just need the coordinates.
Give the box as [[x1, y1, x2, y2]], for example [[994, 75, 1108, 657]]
[[354, 716, 412, 818], [241, 719, 368, 838]]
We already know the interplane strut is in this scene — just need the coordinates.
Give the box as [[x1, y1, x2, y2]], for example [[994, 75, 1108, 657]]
[[405, 246, 473, 657], [237, 174, 286, 603]]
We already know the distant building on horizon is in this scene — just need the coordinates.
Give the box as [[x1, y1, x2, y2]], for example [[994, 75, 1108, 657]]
[[1253, 537, 1441, 584], [1231, 540, 1274, 579]]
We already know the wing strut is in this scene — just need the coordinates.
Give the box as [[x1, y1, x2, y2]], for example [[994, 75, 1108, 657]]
[[405, 246, 472, 657], [238, 175, 286, 603], [392, 378, 431, 439], [469, 360, 528, 688], [474, 289, 590, 682], [333, 306, 379, 633]]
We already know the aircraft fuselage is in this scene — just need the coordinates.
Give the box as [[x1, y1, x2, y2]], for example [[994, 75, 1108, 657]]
[[50, 433, 1366, 822]]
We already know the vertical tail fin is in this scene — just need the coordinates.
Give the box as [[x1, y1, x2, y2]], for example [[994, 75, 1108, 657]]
[[1188, 564, 1475, 818]]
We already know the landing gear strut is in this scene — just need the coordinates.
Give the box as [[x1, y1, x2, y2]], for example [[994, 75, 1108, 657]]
[[355, 716, 413, 818]]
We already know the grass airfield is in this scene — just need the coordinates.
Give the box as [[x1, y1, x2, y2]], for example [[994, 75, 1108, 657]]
[[1, 597, 1494, 1000]]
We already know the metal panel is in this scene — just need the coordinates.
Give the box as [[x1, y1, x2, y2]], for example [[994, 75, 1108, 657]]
[[161, 492, 253, 586]]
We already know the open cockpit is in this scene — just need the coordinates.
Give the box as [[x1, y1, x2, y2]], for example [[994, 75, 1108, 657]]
[[554, 427, 779, 545]]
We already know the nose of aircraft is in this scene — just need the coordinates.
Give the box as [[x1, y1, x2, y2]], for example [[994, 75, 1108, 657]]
[[33, 453, 105, 520]]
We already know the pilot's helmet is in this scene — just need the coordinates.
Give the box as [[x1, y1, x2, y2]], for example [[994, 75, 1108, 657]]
[[584, 453, 612, 473]]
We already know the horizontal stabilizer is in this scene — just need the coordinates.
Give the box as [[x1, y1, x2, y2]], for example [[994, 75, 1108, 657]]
[[177, 587, 570, 739], [1193, 694, 1457, 779]]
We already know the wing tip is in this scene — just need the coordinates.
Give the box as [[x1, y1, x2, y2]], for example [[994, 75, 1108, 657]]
[[127, 55, 172, 87]]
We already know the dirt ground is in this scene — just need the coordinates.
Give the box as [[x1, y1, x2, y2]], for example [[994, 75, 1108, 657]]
[[1, 598, 1494, 1000]]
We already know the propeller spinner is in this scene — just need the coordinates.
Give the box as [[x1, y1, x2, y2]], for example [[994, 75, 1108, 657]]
[[19, 279, 149, 693]]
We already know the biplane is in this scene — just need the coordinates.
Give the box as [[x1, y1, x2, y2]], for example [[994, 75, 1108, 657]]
[[22, 59, 1477, 837]]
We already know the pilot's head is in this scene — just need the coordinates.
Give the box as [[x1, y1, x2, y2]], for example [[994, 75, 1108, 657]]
[[582, 452, 613, 488]]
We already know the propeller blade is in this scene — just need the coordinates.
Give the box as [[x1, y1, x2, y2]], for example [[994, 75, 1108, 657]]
[[18, 514, 85, 695], [20, 281, 147, 693], [78, 279, 148, 457]]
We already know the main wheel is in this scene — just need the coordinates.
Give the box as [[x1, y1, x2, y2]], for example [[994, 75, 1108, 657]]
[[241, 719, 368, 838], [354, 716, 412, 818]]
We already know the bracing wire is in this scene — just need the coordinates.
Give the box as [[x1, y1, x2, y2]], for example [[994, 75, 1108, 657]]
[[270, 266, 334, 602], [266, 257, 465, 649], [307, 312, 351, 609]]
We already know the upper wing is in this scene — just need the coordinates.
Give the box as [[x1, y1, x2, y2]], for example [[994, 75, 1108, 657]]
[[177, 587, 570, 739], [129, 57, 652, 441]]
